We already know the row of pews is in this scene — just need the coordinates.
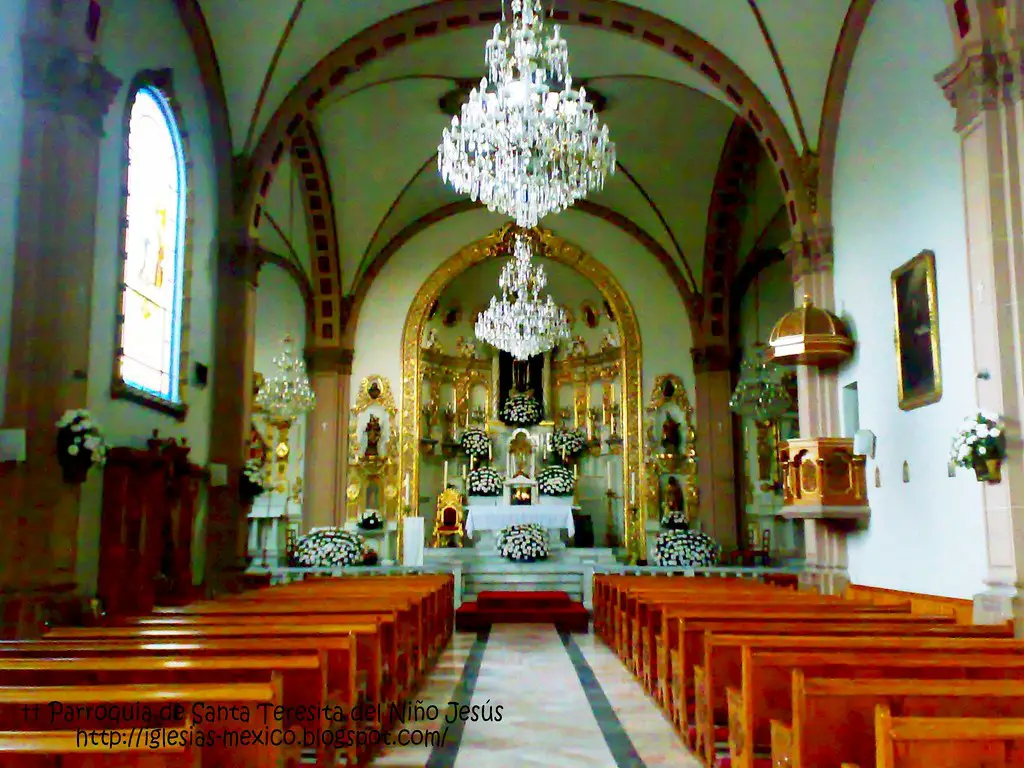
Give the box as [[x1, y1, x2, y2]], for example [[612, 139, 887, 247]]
[[594, 575, 1024, 768], [0, 574, 454, 766]]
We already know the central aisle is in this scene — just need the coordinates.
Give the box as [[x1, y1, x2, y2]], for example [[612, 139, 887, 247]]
[[372, 625, 700, 767]]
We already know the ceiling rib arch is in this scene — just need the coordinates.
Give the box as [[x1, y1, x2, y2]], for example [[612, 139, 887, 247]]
[[243, 0, 811, 244], [343, 201, 698, 345]]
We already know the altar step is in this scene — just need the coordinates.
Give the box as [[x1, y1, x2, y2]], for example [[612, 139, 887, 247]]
[[455, 591, 590, 633], [464, 567, 587, 602]]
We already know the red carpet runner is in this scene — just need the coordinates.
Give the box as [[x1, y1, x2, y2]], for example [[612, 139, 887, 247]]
[[455, 591, 590, 633]]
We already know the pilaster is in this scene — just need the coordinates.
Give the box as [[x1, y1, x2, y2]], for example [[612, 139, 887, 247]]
[[0, 0, 120, 635], [937, 10, 1024, 623], [691, 344, 738, 550], [304, 346, 354, 530]]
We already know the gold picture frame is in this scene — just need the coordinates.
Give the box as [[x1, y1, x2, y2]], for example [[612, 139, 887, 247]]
[[891, 249, 941, 410]]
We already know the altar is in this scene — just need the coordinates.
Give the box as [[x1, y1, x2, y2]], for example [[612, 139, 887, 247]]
[[465, 503, 576, 537]]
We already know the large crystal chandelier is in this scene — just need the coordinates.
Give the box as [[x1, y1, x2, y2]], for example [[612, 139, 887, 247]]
[[475, 233, 570, 359], [729, 344, 792, 422], [254, 335, 316, 421], [438, 0, 616, 227]]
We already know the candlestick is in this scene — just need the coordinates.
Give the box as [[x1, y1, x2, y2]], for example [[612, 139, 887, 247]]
[[587, 418, 593, 441], [573, 464, 578, 480], [443, 461, 449, 488]]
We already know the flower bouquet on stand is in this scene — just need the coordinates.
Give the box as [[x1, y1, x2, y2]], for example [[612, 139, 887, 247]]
[[500, 392, 543, 426], [468, 466, 503, 496], [291, 527, 367, 567], [653, 529, 721, 567], [550, 428, 587, 464], [951, 411, 1007, 483], [240, 457, 268, 504], [459, 427, 492, 462], [496, 523, 549, 562], [538, 465, 574, 496], [55, 409, 108, 483], [357, 509, 384, 531], [660, 509, 689, 530]]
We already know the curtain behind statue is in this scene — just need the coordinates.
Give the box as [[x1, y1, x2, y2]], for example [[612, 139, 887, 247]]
[[497, 351, 545, 414]]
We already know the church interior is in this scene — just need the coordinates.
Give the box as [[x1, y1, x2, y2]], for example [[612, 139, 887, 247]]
[[4, 0, 1024, 765]]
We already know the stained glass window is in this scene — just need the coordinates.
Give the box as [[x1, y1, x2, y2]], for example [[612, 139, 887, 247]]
[[116, 86, 185, 405]]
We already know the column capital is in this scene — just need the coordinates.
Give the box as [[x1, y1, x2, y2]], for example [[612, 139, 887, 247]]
[[690, 345, 732, 374], [306, 346, 354, 374], [20, 38, 121, 137], [783, 227, 834, 280]]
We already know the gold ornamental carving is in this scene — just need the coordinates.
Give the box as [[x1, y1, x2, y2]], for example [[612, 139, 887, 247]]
[[399, 224, 646, 558], [347, 374, 399, 522]]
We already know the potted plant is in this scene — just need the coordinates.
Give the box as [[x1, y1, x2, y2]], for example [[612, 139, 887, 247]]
[[291, 527, 366, 567], [468, 466, 503, 496], [496, 523, 549, 563], [55, 409, 108, 483], [500, 392, 543, 426], [459, 427, 492, 462], [357, 509, 384, 531], [653, 529, 721, 567], [550, 428, 587, 464], [240, 457, 267, 504], [537, 465, 574, 496], [950, 411, 1007, 483]]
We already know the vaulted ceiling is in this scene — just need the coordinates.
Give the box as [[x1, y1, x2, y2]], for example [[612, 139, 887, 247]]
[[196, 0, 856, 313]]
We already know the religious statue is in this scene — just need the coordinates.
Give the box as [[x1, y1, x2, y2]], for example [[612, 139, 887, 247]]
[[364, 415, 382, 459], [456, 336, 477, 358], [421, 327, 439, 351], [665, 476, 685, 512], [509, 432, 534, 478], [599, 326, 620, 352], [661, 413, 681, 454]]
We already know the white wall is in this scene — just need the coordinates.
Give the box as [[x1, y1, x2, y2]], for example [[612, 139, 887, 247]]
[[0, 0, 26, 423], [832, 0, 985, 598], [78, 0, 219, 593]]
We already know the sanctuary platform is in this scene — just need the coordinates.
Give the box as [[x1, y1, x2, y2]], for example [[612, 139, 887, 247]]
[[456, 590, 590, 633]]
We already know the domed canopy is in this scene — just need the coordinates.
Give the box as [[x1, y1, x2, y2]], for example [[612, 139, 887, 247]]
[[767, 296, 854, 368]]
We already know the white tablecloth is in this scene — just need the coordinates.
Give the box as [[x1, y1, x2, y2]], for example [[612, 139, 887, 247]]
[[403, 517, 424, 566], [465, 504, 575, 537]]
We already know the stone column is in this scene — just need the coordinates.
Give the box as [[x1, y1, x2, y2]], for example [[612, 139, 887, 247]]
[[937, 2, 1024, 625], [204, 240, 257, 594], [304, 347, 353, 530], [0, 0, 120, 636], [782, 233, 849, 594], [691, 345, 738, 551]]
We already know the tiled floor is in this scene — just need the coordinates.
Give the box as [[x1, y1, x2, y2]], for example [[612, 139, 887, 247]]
[[371, 625, 700, 767]]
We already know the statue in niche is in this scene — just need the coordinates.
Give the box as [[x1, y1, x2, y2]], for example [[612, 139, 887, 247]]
[[661, 413, 681, 455], [599, 326, 620, 352], [364, 415, 382, 459], [665, 476, 685, 512], [422, 328, 439, 351]]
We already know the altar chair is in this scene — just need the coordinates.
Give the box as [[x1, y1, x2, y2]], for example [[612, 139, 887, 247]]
[[431, 487, 466, 547]]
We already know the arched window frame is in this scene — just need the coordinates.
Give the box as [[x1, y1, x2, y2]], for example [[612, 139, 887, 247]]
[[111, 70, 193, 420]]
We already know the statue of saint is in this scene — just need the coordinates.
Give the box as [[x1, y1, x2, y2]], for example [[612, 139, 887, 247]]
[[665, 476, 684, 512], [364, 415, 382, 459], [661, 413, 681, 454]]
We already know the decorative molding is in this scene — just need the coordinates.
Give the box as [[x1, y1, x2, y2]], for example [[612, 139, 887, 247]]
[[936, 49, 1009, 132], [242, 0, 811, 240], [20, 39, 121, 136], [783, 228, 835, 279]]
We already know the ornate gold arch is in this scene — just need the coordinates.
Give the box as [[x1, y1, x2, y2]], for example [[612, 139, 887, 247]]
[[399, 225, 647, 558]]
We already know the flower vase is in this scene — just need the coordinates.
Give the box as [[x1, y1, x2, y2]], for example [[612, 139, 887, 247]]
[[974, 457, 1003, 484]]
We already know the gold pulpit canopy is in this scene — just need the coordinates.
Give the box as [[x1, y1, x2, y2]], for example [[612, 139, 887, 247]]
[[767, 295, 854, 368]]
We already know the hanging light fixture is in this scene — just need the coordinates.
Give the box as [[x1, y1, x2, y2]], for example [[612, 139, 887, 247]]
[[729, 273, 792, 421], [254, 335, 316, 421], [475, 232, 570, 359], [438, 0, 616, 228]]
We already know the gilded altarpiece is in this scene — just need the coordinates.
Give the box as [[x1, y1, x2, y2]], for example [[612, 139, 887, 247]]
[[643, 375, 698, 525], [346, 375, 399, 523], [399, 226, 647, 559]]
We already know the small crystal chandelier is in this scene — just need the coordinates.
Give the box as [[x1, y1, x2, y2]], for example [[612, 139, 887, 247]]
[[475, 233, 570, 359], [255, 335, 316, 421], [729, 344, 792, 422], [438, 0, 616, 228]]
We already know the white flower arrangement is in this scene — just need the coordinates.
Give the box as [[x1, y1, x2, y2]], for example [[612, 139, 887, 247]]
[[951, 411, 1006, 469], [468, 466, 503, 496], [292, 527, 367, 567], [500, 392, 543, 426], [653, 529, 721, 568], [551, 428, 588, 459], [538, 465, 575, 496], [357, 509, 384, 530], [661, 509, 689, 530], [242, 457, 266, 487], [496, 523, 549, 562], [55, 409, 108, 466], [459, 427, 492, 459]]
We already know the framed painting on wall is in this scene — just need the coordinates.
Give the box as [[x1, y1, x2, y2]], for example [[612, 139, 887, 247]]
[[891, 249, 941, 410]]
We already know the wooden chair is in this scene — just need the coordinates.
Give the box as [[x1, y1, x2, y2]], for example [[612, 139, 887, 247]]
[[431, 487, 465, 547]]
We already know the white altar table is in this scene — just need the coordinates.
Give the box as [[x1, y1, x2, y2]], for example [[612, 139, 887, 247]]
[[465, 504, 575, 537]]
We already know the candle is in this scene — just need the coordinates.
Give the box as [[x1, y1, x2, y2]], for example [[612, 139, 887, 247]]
[[587, 418, 593, 441], [488, 442, 492, 461], [462, 464, 468, 482], [629, 472, 636, 506], [403, 473, 410, 505], [605, 463, 611, 490], [443, 461, 449, 488]]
